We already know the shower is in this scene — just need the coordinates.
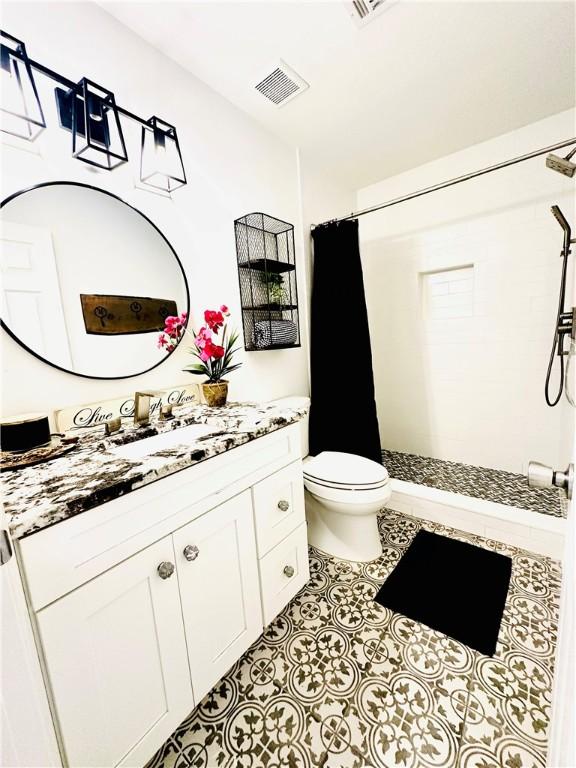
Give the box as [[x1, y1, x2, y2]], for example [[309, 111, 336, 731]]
[[545, 204, 575, 406], [546, 146, 576, 177]]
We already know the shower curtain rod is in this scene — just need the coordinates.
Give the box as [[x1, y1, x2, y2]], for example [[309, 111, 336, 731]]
[[312, 136, 576, 229]]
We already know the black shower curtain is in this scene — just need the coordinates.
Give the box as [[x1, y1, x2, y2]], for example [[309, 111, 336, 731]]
[[309, 219, 382, 463]]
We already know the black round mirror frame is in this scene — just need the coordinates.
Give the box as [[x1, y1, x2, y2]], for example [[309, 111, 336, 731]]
[[0, 181, 190, 380]]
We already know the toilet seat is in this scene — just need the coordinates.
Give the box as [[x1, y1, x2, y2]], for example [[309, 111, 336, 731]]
[[303, 451, 389, 496], [304, 476, 389, 506]]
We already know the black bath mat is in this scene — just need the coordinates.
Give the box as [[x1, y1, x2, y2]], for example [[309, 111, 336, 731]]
[[375, 530, 512, 656]]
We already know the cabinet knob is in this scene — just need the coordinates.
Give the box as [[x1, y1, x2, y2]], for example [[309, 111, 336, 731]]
[[183, 544, 200, 562], [283, 565, 295, 578], [157, 561, 175, 579], [278, 499, 290, 512]]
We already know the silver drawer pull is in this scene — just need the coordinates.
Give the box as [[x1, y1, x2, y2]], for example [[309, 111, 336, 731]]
[[183, 544, 200, 562], [157, 561, 175, 579], [283, 565, 295, 578], [278, 499, 290, 512]]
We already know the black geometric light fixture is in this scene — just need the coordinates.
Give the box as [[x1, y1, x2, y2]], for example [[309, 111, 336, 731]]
[[0, 29, 186, 193], [140, 116, 186, 192], [56, 78, 128, 170], [0, 31, 46, 140]]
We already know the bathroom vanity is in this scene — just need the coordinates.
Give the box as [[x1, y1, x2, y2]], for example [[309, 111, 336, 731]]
[[2, 401, 309, 768]]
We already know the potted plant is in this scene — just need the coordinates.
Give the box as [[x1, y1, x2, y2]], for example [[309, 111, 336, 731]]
[[260, 272, 285, 307], [157, 305, 242, 407]]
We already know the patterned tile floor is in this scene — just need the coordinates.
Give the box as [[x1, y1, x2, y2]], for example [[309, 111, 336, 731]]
[[382, 450, 566, 518], [146, 510, 561, 768]]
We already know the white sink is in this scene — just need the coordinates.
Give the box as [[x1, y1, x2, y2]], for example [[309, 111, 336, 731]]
[[109, 424, 221, 460]]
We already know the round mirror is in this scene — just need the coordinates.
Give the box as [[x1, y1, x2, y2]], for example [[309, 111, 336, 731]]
[[0, 182, 189, 379]]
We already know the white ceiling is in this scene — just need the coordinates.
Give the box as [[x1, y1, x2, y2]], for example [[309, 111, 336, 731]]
[[100, 0, 576, 189]]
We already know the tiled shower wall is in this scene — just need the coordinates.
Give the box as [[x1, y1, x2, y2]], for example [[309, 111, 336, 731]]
[[358, 110, 576, 475]]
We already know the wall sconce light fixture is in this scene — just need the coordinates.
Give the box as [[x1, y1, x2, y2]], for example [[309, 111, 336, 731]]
[[0, 30, 186, 192], [140, 116, 186, 192], [56, 79, 128, 170], [0, 31, 46, 140]]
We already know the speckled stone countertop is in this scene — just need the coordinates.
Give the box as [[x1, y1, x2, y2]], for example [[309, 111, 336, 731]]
[[2, 400, 309, 541]]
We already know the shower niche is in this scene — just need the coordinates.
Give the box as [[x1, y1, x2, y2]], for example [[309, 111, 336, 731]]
[[234, 212, 300, 351]]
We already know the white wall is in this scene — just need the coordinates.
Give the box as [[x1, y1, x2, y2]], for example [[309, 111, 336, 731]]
[[295, 151, 356, 455], [358, 110, 576, 474], [1, 1, 312, 420], [297, 150, 356, 354]]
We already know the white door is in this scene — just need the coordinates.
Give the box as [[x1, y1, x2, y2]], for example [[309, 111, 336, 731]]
[[548, 257, 576, 767], [35, 535, 192, 768], [0, 221, 72, 368], [174, 490, 263, 704], [0, 512, 61, 768]]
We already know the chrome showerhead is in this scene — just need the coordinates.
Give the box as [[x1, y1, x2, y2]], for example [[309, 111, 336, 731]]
[[546, 147, 576, 178], [551, 204, 572, 257], [551, 204, 571, 235]]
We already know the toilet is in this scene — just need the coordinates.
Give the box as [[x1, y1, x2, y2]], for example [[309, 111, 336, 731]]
[[270, 397, 390, 563], [303, 451, 391, 562]]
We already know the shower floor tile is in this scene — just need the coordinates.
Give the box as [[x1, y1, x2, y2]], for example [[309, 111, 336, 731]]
[[382, 450, 565, 518], [145, 509, 561, 768]]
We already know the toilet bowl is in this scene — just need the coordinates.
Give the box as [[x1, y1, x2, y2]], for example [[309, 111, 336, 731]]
[[303, 451, 391, 562]]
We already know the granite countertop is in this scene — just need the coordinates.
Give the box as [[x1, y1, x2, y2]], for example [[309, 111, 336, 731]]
[[2, 400, 309, 541]]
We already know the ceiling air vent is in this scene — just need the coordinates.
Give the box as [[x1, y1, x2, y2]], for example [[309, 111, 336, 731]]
[[254, 60, 309, 107], [348, 0, 390, 27]]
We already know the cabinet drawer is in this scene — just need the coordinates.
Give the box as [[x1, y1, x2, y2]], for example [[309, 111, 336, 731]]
[[259, 523, 309, 626], [252, 460, 305, 556]]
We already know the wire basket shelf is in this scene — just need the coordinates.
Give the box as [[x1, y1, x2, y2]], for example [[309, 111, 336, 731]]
[[234, 212, 300, 351]]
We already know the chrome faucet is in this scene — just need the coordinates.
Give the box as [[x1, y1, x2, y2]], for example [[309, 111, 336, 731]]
[[133, 390, 164, 427]]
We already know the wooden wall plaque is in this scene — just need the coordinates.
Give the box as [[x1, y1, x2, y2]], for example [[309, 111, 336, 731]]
[[80, 294, 178, 335]]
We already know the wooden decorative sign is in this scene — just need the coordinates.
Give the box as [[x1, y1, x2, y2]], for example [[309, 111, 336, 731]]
[[80, 294, 178, 335], [55, 383, 200, 432]]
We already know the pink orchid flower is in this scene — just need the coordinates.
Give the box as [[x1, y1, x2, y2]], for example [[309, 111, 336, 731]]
[[199, 339, 225, 361], [195, 326, 212, 350], [204, 309, 225, 334]]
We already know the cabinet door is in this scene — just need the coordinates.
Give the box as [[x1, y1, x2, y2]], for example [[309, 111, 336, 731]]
[[174, 490, 263, 703], [36, 536, 192, 768]]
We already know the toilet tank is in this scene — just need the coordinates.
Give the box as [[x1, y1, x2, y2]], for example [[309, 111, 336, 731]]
[[270, 396, 310, 458]]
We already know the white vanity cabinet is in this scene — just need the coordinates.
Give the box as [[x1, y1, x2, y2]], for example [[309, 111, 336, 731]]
[[15, 423, 308, 768]]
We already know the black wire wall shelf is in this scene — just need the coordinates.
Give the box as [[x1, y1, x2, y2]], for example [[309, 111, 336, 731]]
[[234, 212, 300, 352]]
